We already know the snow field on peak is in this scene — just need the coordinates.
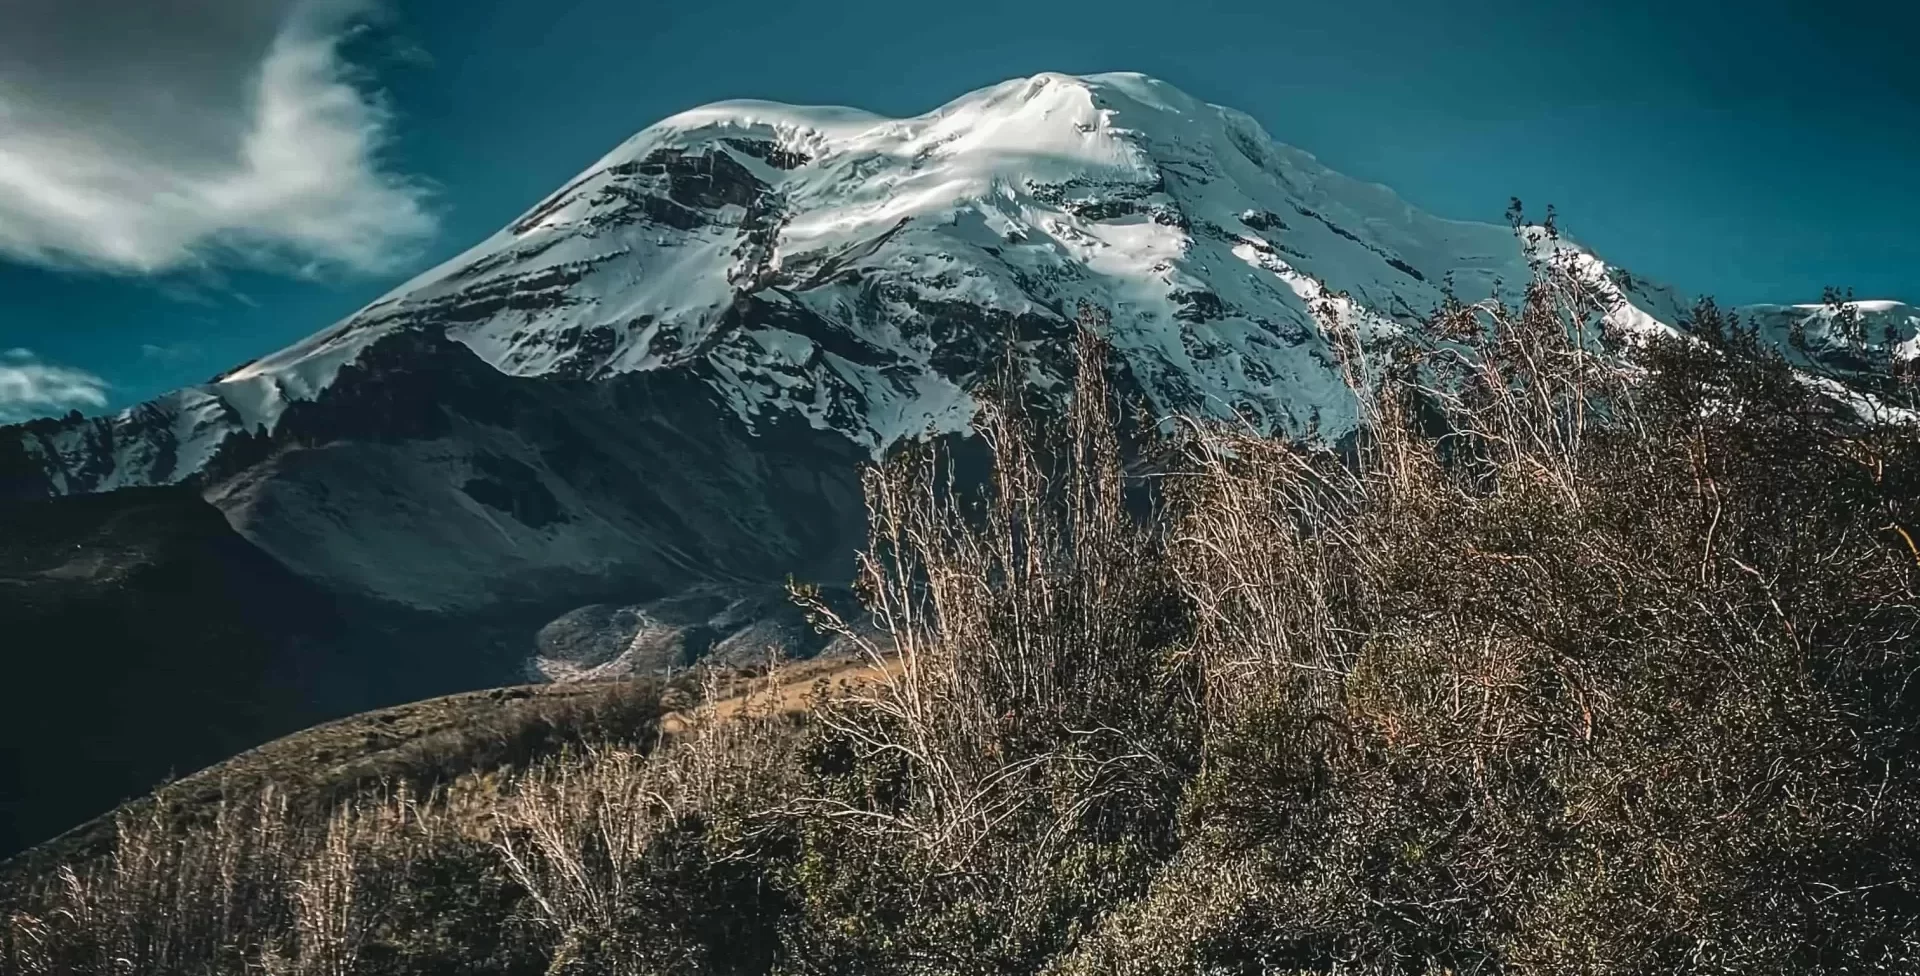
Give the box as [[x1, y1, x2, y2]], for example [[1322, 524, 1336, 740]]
[[350, 72, 1644, 425]]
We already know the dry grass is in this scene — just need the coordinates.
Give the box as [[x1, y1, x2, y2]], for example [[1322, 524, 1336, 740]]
[[1050, 226, 1920, 975], [7, 218, 1920, 974]]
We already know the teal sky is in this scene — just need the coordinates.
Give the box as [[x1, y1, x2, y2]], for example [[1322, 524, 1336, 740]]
[[0, 0, 1912, 418]]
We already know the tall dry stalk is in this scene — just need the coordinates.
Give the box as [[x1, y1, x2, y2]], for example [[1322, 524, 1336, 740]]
[[787, 301, 1190, 956], [491, 672, 795, 975]]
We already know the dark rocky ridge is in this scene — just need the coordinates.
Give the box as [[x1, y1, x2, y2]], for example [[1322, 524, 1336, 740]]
[[191, 325, 871, 613]]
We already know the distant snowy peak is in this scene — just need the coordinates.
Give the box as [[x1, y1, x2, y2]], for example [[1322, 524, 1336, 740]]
[[1740, 301, 1920, 368], [6, 72, 1904, 498]]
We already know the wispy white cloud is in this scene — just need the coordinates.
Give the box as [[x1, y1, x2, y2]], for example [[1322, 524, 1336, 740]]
[[0, 0, 435, 277], [0, 349, 110, 422], [140, 341, 207, 364]]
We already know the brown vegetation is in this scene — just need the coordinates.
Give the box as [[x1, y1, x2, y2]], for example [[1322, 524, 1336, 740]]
[[6, 218, 1918, 974]]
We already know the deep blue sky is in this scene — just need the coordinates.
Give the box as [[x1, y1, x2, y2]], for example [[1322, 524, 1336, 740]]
[[2, 0, 1913, 417]]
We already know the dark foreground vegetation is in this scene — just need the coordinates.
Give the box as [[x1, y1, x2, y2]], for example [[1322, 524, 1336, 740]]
[[7, 225, 1920, 974]]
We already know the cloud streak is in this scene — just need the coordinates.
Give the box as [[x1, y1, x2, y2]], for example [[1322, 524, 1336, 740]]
[[0, 350, 110, 422], [0, 0, 435, 276]]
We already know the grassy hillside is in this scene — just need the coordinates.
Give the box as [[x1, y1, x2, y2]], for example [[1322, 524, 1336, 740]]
[[6, 243, 1919, 974]]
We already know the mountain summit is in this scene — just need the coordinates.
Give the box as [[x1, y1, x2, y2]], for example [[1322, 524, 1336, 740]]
[[2, 72, 1909, 612]]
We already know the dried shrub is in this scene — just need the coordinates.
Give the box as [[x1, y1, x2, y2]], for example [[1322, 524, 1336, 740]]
[[8, 218, 1919, 975]]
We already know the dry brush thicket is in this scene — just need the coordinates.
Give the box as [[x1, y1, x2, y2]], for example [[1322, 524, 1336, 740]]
[[7, 220, 1920, 974]]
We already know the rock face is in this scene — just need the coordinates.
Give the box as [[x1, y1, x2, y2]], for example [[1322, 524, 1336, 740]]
[[531, 583, 863, 682], [195, 328, 872, 613]]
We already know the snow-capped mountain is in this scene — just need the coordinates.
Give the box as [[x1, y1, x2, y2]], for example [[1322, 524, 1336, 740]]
[[1741, 300, 1920, 378], [0, 72, 1904, 612]]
